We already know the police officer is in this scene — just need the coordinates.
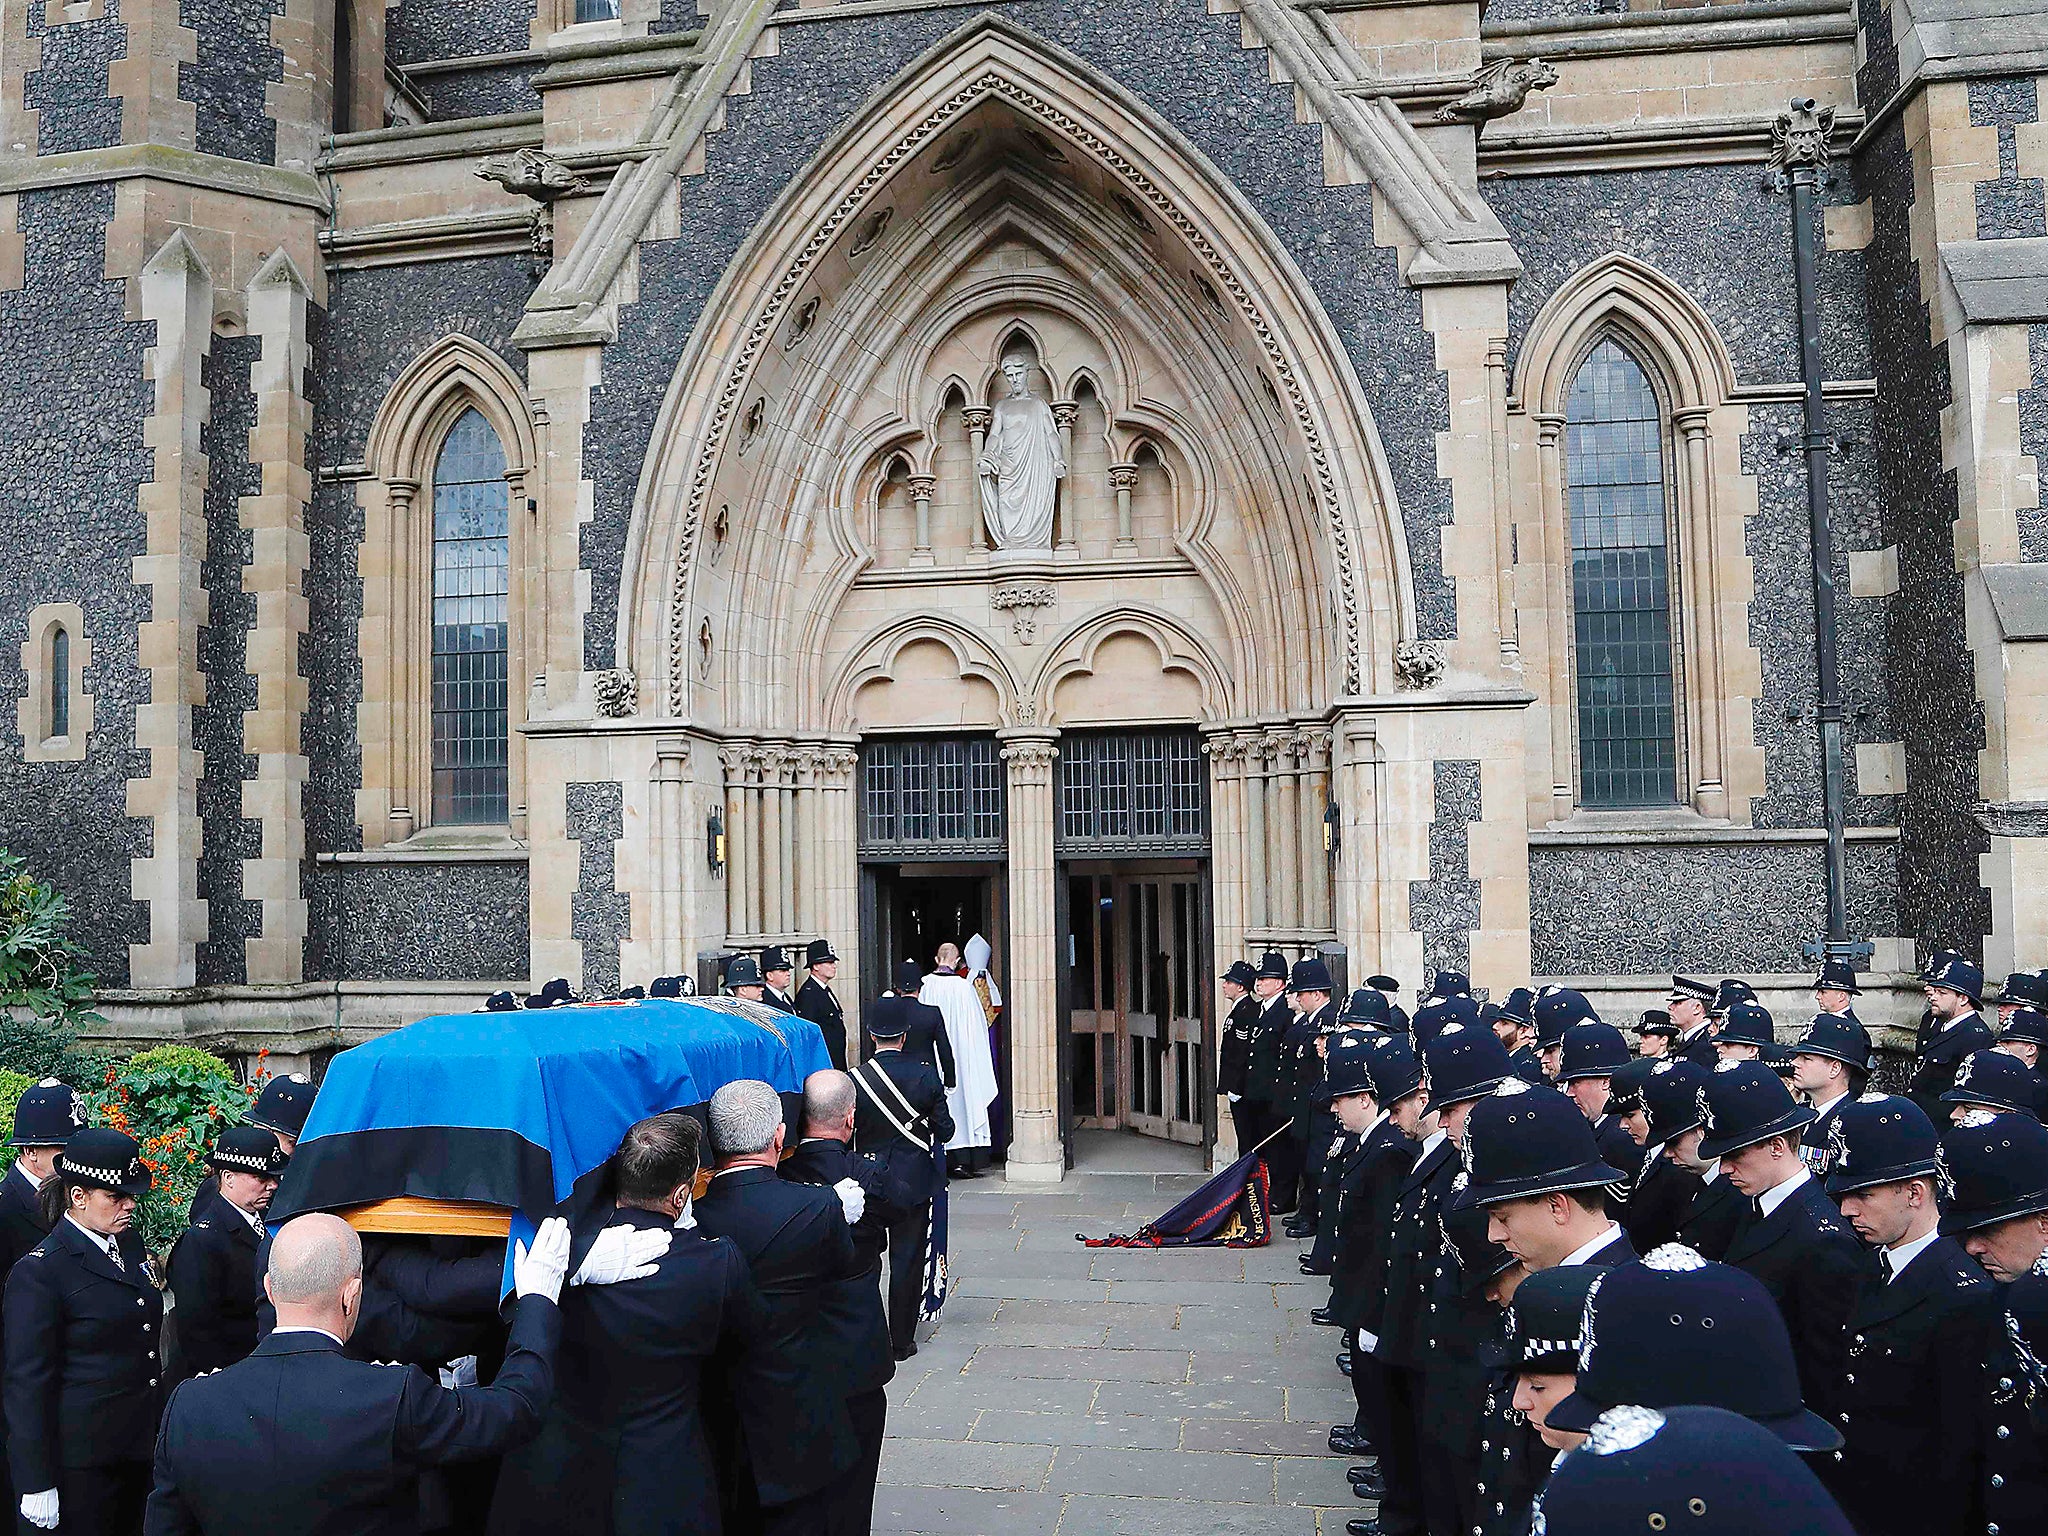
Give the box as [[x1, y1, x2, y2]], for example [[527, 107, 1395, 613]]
[[1790, 1013, 1872, 1176], [851, 994, 954, 1361], [1301, 990, 1397, 1277], [1942, 1046, 2047, 1121], [5, 1128, 161, 1536], [1321, 1034, 1426, 1536], [1627, 1060, 1714, 1255], [2000, 1003, 2048, 1073], [1502, 1264, 1602, 1461], [1532, 988, 1597, 1084], [1992, 968, 2048, 1027], [795, 939, 848, 1071], [1531, 1405, 1857, 1536], [1545, 1245, 1842, 1452], [1910, 952, 1995, 1123], [1700, 1060, 1866, 1424], [879, 960, 955, 1087], [759, 947, 798, 1014], [1654, 1064, 1744, 1262], [724, 953, 766, 1002], [1450, 1186, 1540, 1536], [1822, 1094, 1996, 1536], [1370, 1020, 1512, 1532], [167, 1127, 287, 1382], [1713, 1000, 1775, 1064], [1455, 1080, 1633, 1272], [0, 1081, 76, 1519], [1557, 1022, 1644, 1190], [1491, 988, 1544, 1085], [1813, 958, 1863, 1021], [1633, 1009, 1676, 1058], [1366, 974, 1411, 1038], [1940, 1112, 2048, 1531], [1217, 960, 1262, 1156], [1666, 977, 1720, 1067], [1283, 957, 1339, 1237], [1242, 953, 1296, 1206]]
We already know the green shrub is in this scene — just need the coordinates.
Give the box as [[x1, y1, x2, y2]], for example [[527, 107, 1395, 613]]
[[0, 1069, 36, 1173], [92, 1046, 259, 1255]]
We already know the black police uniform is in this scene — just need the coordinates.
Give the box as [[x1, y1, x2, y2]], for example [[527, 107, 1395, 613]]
[[1799, 1090, 1855, 1178], [875, 992, 956, 1090], [795, 975, 847, 1073], [1722, 1177, 1866, 1423], [1219, 989, 1262, 1154], [5, 1218, 164, 1536], [1982, 1260, 2048, 1535], [760, 985, 797, 1016], [1292, 998, 1340, 1230], [1506, 1044, 1545, 1087], [1302, 1125, 1356, 1277], [781, 1136, 908, 1536], [166, 1185, 265, 1381], [1328, 1115, 1415, 1469], [1821, 1236, 1995, 1536], [1677, 1171, 1746, 1262], [1371, 1127, 1461, 1536], [254, 1230, 505, 1367], [1673, 1024, 1718, 1070], [487, 1214, 763, 1536], [151, 1290, 559, 1536], [1473, 1347, 1546, 1536], [1246, 993, 1297, 1203], [850, 1041, 954, 1358], [1622, 1147, 1703, 1256], [1909, 1014, 1996, 1125], [691, 1165, 860, 1533], [1590, 1113, 1645, 1191], [0, 1161, 50, 1517]]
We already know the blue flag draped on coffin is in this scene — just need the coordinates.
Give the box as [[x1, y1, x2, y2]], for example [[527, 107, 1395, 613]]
[[270, 997, 832, 1230], [1077, 1150, 1274, 1248]]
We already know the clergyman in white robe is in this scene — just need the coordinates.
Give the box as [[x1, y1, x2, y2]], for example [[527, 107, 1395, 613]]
[[920, 968, 998, 1151]]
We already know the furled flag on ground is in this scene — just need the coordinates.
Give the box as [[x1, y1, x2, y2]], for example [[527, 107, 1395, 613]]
[[1077, 1150, 1274, 1248]]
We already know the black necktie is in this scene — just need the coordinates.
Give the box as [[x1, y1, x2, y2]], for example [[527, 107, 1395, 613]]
[[1878, 1249, 1894, 1283]]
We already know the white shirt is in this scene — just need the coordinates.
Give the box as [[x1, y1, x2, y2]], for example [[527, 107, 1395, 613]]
[[1809, 1086, 1850, 1117], [63, 1215, 119, 1261], [1557, 1223, 1624, 1267], [1884, 1228, 1941, 1282], [1756, 1164, 1811, 1218], [1416, 1129, 1447, 1165], [1700, 1158, 1722, 1184], [271, 1325, 345, 1346]]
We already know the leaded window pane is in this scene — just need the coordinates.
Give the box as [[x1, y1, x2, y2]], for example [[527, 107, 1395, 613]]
[[430, 408, 510, 826], [1056, 730, 1207, 855], [1566, 341, 1679, 809], [859, 737, 1004, 855]]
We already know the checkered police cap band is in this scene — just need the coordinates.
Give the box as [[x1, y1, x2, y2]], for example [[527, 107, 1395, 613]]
[[58, 1154, 142, 1186], [213, 1147, 278, 1174]]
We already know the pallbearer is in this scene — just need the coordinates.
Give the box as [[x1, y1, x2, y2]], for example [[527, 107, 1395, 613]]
[[851, 995, 954, 1362]]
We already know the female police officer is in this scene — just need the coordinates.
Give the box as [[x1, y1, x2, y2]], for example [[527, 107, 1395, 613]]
[[4, 1127, 162, 1534]]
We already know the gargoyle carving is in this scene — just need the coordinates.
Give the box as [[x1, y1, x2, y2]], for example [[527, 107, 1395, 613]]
[[1434, 58, 1558, 126], [476, 148, 588, 261]]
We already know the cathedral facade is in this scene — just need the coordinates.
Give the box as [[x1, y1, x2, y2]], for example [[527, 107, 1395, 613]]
[[4, 0, 2046, 1175]]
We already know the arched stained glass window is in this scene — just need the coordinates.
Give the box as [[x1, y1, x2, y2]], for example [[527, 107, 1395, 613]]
[[1565, 339, 1678, 808], [430, 409, 510, 825], [48, 626, 69, 739]]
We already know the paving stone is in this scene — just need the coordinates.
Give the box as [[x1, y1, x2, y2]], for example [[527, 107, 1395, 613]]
[[902, 1373, 1104, 1416], [1181, 1418, 1335, 1456], [1273, 1452, 1363, 1507], [869, 1485, 1066, 1535], [971, 1320, 1112, 1347], [1282, 1384, 1357, 1424], [885, 1402, 980, 1441], [994, 1299, 1181, 1329], [879, 1436, 1056, 1491], [1092, 1380, 1288, 1420], [951, 1275, 1114, 1302], [1088, 1248, 1247, 1280], [970, 1409, 1186, 1449], [966, 1344, 1191, 1382], [1051, 1494, 1327, 1535], [1107, 1280, 1283, 1307], [1045, 1445, 1278, 1503], [1190, 1350, 1309, 1387]]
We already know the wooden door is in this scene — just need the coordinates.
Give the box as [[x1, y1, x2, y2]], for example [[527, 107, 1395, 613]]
[[1115, 874, 1206, 1144]]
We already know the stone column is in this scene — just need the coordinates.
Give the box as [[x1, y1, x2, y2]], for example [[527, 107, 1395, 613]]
[[793, 747, 819, 938], [1204, 732, 1247, 960], [1331, 713, 1386, 971], [1052, 401, 1078, 554], [653, 737, 690, 975], [1487, 336, 1518, 665], [1000, 730, 1062, 1183], [963, 408, 991, 550], [1242, 733, 1270, 931], [1270, 729, 1301, 931], [1536, 414, 1574, 822], [1302, 726, 1334, 932], [383, 476, 420, 844], [1675, 408, 1728, 820], [759, 746, 788, 937], [1109, 462, 1138, 550], [908, 475, 935, 567], [721, 746, 753, 940], [818, 746, 861, 1037]]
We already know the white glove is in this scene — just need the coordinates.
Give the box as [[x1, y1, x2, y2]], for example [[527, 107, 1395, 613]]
[[20, 1491, 56, 1530], [1227, 1092, 1242, 1103], [572, 1223, 671, 1286], [513, 1216, 572, 1302], [438, 1355, 478, 1389], [834, 1176, 867, 1225]]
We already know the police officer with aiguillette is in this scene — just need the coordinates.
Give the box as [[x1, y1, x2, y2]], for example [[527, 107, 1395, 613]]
[[1790, 1013, 1872, 1176], [0, 1080, 78, 1520], [1821, 1094, 1995, 1536], [1217, 960, 1262, 1158], [795, 939, 849, 1072], [1910, 952, 1995, 1124], [852, 991, 954, 1362], [6, 1128, 162, 1536], [167, 1126, 287, 1382], [1940, 1111, 2048, 1530]]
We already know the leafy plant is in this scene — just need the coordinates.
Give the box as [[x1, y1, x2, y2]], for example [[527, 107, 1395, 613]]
[[0, 850, 101, 1030], [0, 1069, 36, 1173], [92, 1046, 264, 1255]]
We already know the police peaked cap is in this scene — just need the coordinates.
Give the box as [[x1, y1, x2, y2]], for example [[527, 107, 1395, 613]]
[[1533, 987, 1599, 1048], [1222, 959, 1258, 989], [246, 1072, 317, 1139], [1603, 1057, 1657, 1118], [760, 946, 793, 975], [649, 975, 684, 998], [1366, 974, 1402, 994], [1548, 1246, 1841, 1451], [8, 1079, 81, 1148], [1642, 1059, 1711, 1145], [1921, 951, 1984, 1006], [1940, 1048, 2046, 1117], [1710, 978, 1756, 1016], [1454, 1080, 1622, 1208], [1421, 1019, 1512, 1107], [1667, 975, 1717, 1007], [524, 977, 575, 1010], [1994, 970, 2048, 1008], [1812, 958, 1862, 995], [615, 985, 646, 1001], [208, 1123, 290, 1178], [483, 990, 520, 1012], [1938, 1113, 2048, 1234], [1339, 987, 1393, 1027], [1287, 956, 1334, 995], [1634, 1008, 1675, 1036], [724, 955, 764, 988], [1558, 1022, 1632, 1082], [1696, 1061, 1816, 1161], [56, 1127, 151, 1198], [1255, 950, 1290, 982], [1792, 1013, 1873, 1071], [1716, 1001, 1776, 1050], [1502, 1263, 1601, 1374], [2000, 1006, 2048, 1048], [866, 995, 917, 1040], [1414, 994, 1480, 1046], [1824, 1094, 1941, 1195], [805, 938, 838, 967], [1498, 986, 1537, 1026], [1533, 1405, 1856, 1536], [1423, 970, 1472, 1003]]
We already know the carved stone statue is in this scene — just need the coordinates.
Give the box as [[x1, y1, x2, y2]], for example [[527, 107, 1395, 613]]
[[1434, 58, 1558, 126], [977, 353, 1065, 550]]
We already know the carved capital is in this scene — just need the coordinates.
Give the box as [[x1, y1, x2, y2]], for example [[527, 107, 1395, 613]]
[[991, 582, 1057, 644], [1108, 463, 1139, 493], [961, 407, 992, 433], [908, 474, 936, 501], [1051, 401, 1079, 430], [1000, 737, 1060, 770]]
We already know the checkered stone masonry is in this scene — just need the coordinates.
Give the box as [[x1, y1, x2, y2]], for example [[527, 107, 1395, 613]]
[[1968, 78, 2047, 241], [566, 781, 628, 997], [2019, 327, 2048, 561], [1410, 761, 1482, 989]]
